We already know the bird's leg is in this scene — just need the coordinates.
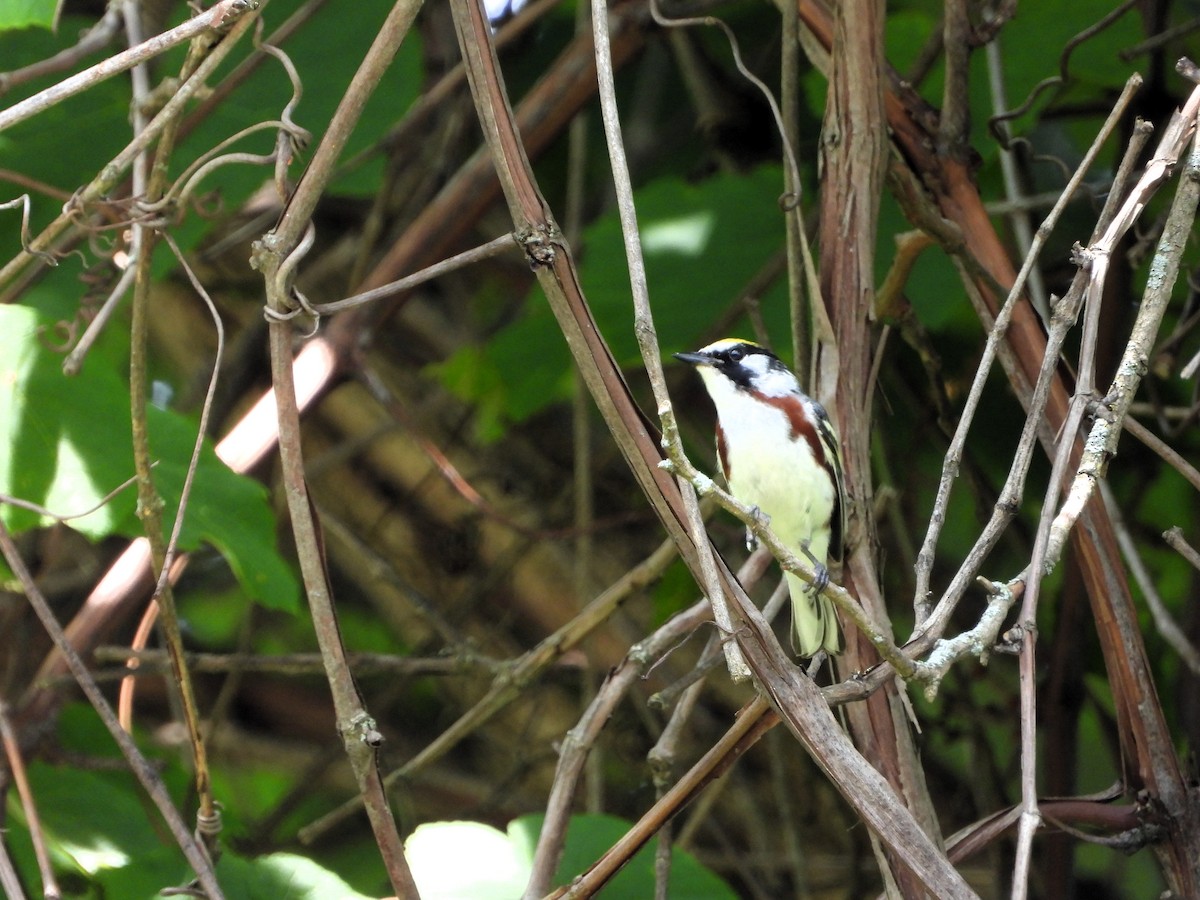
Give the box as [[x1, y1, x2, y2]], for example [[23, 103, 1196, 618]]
[[799, 540, 829, 595], [745, 505, 769, 552]]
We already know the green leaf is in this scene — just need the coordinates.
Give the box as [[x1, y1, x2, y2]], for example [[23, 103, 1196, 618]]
[[0, 304, 298, 612], [8, 763, 375, 900], [10, 762, 170, 879], [436, 166, 792, 429], [406, 815, 737, 899], [213, 852, 376, 900], [0, 17, 131, 263], [0, 1, 423, 263], [165, 0, 425, 255], [0, 0, 61, 32], [522, 813, 738, 899], [146, 403, 299, 612]]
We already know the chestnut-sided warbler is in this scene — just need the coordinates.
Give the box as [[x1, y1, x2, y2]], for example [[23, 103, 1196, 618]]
[[675, 338, 845, 656]]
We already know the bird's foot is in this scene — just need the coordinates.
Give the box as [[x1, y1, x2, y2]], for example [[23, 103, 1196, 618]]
[[799, 540, 829, 595], [807, 563, 830, 596], [745, 506, 770, 552]]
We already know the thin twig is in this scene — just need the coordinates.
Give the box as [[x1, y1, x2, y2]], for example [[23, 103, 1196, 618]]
[[0, 0, 255, 133], [0, 472, 140, 522], [311, 234, 518, 314], [1164, 526, 1200, 572], [986, 35, 1049, 319], [303, 535, 681, 845], [1119, 15, 1200, 60], [0, 3, 124, 96], [779, 0, 807, 372], [0, 703, 58, 898], [92, 647, 504, 679], [155, 236, 225, 599], [0, 834, 26, 900], [251, 0, 426, 893], [561, 0, 602, 816], [1101, 484, 1200, 676], [939, 0, 971, 157], [119, 595, 162, 733], [597, 0, 748, 681], [126, 11, 223, 852], [912, 74, 1142, 629], [0, 521, 222, 897], [61, 259, 138, 375]]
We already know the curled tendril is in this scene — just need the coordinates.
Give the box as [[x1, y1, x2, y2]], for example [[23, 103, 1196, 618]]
[[263, 221, 319, 331], [37, 319, 78, 354], [253, 17, 312, 199], [1001, 136, 1108, 213], [1, 193, 60, 266], [987, 0, 1138, 147], [129, 22, 308, 226], [138, 120, 295, 221], [86, 225, 121, 260], [262, 304, 301, 323], [189, 189, 226, 220], [649, 0, 803, 205], [275, 220, 314, 292]]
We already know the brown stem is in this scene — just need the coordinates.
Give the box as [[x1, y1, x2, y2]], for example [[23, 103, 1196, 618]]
[[0, 521, 222, 897], [250, 1, 425, 895], [447, 0, 976, 891]]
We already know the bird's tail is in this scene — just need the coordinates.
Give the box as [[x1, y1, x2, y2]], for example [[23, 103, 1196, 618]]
[[786, 572, 841, 657]]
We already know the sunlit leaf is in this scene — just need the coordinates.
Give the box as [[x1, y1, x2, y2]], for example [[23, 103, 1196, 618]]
[[0, 0, 61, 32], [0, 304, 298, 611]]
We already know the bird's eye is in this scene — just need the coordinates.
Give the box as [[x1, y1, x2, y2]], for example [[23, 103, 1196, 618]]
[[727, 348, 744, 362]]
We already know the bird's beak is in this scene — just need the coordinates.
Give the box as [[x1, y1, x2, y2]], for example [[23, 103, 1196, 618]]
[[674, 351, 716, 367]]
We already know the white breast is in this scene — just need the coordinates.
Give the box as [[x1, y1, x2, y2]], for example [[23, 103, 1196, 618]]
[[699, 368, 835, 562]]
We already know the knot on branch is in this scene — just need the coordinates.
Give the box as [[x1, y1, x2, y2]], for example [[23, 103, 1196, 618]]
[[517, 224, 559, 269], [1085, 393, 1118, 424], [997, 621, 1030, 653], [1177, 57, 1200, 86], [1070, 241, 1093, 270], [217, 0, 260, 30], [344, 711, 385, 748]]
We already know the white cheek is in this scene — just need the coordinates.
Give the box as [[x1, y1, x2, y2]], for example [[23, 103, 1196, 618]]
[[755, 366, 800, 398]]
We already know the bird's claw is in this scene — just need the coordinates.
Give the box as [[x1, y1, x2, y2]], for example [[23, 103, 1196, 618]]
[[806, 563, 830, 596], [799, 539, 829, 595], [745, 506, 769, 552]]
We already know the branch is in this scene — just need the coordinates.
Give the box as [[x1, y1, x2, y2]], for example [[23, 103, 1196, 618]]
[[0, 0, 255, 133], [0, 521, 223, 897], [1045, 85, 1200, 569], [250, 1, 425, 895]]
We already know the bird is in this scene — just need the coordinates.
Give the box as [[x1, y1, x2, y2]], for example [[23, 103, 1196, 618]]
[[674, 338, 845, 656]]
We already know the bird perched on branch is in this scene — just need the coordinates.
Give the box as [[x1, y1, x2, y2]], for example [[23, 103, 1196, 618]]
[[675, 338, 845, 656]]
